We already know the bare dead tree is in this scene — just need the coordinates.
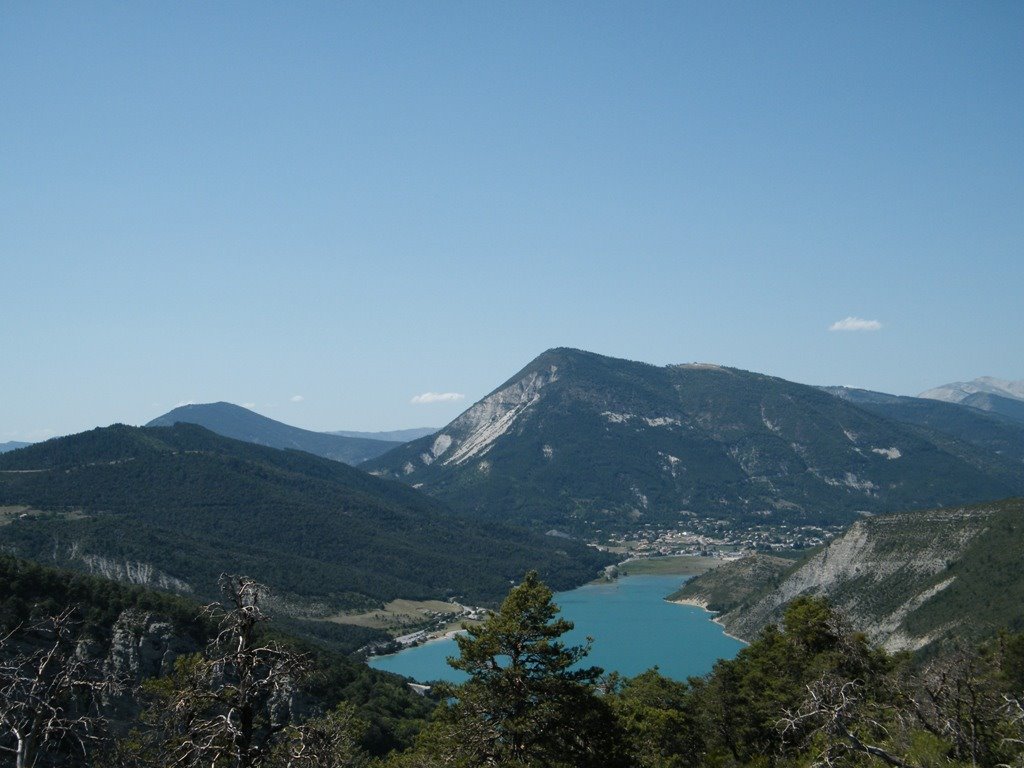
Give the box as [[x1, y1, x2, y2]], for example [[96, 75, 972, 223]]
[[778, 674, 919, 768], [901, 645, 1010, 768], [0, 608, 112, 768], [996, 694, 1024, 768], [271, 704, 369, 768], [149, 575, 310, 768]]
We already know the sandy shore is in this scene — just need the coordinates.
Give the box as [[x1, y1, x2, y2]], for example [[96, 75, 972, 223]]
[[668, 597, 748, 645]]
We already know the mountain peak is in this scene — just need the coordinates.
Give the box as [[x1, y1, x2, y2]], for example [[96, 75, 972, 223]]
[[919, 377, 1024, 404], [364, 349, 1021, 532], [146, 401, 401, 464]]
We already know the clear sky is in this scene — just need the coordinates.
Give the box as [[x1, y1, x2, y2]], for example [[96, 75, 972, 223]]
[[3, 1, 1022, 440]]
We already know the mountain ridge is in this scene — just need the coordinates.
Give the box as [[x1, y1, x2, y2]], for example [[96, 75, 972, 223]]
[[365, 348, 1022, 533], [919, 376, 1024, 405], [0, 423, 612, 616], [146, 401, 401, 464]]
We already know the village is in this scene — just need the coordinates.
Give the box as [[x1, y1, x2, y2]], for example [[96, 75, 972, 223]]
[[595, 514, 843, 560]]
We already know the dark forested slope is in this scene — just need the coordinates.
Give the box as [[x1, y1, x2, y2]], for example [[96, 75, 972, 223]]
[[0, 424, 612, 612], [366, 349, 1021, 533]]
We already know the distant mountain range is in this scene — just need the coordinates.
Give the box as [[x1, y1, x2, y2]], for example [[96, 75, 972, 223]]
[[0, 424, 611, 617], [328, 427, 438, 443], [364, 349, 1023, 534], [919, 376, 1024, 413], [147, 402, 403, 464], [0, 441, 31, 453], [673, 497, 1024, 653]]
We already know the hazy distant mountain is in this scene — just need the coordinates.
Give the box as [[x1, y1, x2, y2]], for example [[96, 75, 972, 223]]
[[822, 386, 1024, 467], [960, 392, 1024, 424], [0, 441, 31, 454], [147, 402, 400, 464], [365, 348, 1021, 534], [0, 424, 611, 611], [919, 376, 1024, 405], [329, 427, 438, 443]]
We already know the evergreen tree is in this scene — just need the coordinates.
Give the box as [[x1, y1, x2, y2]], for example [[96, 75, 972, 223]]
[[397, 571, 629, 767]]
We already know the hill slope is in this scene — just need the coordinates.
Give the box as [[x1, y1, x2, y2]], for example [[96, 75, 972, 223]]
[[147, 402, 400, 464], [822, 386, 1024, 468], [364, 349, 1021, 533], [0, 441, 31, 453], [674, 498, 1024, 652], [0, 424, 612, 613], [961, 391, 1024, 424], [329, 428, 438, 442]]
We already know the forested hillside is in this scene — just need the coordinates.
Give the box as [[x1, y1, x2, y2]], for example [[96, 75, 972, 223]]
[[367, 348, 1022, 533], [0, 424, 612, 619], [5, 560, 1022, 768]]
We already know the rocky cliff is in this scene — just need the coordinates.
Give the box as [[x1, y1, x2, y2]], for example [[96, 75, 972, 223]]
[[674, 498, 1024, 652]]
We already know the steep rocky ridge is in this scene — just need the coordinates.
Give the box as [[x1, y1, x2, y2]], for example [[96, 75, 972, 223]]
[[675, 498, 1024, 653]]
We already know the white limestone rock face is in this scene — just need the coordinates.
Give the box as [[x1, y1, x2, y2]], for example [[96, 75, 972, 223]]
[[442, 365, 560, 466], [714, 507, 992, 652]]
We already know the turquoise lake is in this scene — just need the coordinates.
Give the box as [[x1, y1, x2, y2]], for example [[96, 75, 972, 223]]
[[368, 575, 745, 683]]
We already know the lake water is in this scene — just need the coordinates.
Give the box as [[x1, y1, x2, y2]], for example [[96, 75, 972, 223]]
[[368, 574, 745, 683]]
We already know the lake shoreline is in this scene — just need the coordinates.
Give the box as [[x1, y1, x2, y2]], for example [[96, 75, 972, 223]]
[[369, 574, 746, 682], [667, 596, 748, 645]]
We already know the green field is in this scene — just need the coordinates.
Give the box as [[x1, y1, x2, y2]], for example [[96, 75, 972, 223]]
[[616, 555, 723, 576]]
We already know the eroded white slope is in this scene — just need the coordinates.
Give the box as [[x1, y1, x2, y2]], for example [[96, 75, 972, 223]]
[[409, 365, 560, 469]]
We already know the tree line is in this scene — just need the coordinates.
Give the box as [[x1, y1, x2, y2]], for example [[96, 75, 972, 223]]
[[2, 566, 1023, 767]]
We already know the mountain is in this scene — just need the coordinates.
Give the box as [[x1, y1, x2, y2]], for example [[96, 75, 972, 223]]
[[329, 427, 439, 443], [0, 424, 612, 618], [961, 391, 1024, 424], [0, 441, 31, 453], [364, 349, 1022, 534], [672, 498, 1024, 653], [919, 376, 1024, 405], [146, 402, 401, 464], [822, 386, 1024, 467]]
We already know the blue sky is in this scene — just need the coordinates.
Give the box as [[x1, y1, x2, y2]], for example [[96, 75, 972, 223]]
[[3, 1, 1022, 440]]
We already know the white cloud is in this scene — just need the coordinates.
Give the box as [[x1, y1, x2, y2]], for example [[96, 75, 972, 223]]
[[410, 392, 466, 405], [829, 317, 882, 332], [242, 402, 256, 409], [174, 400, 196, 408], [290, 395, 304, 403]]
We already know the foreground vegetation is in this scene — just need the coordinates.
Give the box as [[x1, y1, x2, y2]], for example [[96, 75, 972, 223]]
[[2, 560, 1022, 768]]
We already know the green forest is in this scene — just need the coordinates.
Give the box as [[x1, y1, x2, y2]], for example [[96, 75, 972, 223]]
[[2, 558, 1022, 768], [0, 424, 612, 616]]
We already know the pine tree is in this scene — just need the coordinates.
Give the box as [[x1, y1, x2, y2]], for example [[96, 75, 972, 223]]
[[400, 571, 628, 767]]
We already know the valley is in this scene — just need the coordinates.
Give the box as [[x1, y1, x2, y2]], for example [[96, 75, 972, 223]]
[[1, 354, 1021, 768]]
